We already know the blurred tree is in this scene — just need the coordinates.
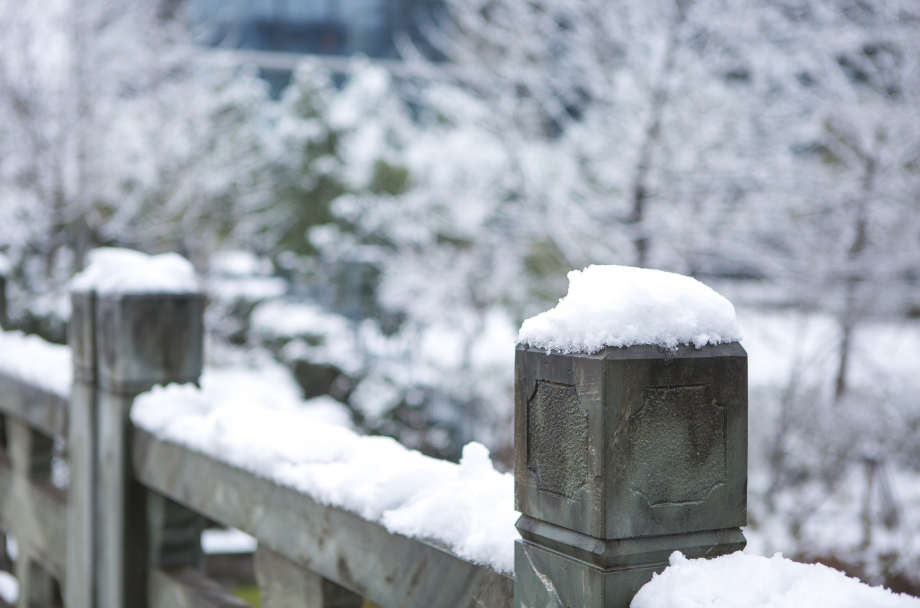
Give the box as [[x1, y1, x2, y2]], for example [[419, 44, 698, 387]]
[[0, 0, 272, 335]]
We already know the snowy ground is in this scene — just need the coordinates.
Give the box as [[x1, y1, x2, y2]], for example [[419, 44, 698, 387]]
[[633, 551, 920, 608]]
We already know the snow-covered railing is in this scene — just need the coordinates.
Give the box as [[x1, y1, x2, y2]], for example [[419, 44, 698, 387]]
[[0, 259, 752, 608], [4, 255, 914, 608], [0, 330, 70, 604]]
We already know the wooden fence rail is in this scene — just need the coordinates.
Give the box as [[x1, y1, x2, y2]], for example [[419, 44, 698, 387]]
[[0, 278, 747, 608]]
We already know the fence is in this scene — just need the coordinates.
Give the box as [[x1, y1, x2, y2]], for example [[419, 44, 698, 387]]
[[0, 282, 747, 608]]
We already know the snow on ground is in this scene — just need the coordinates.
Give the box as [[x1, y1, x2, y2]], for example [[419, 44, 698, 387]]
[[518, 265, 742, 353], [0, 329, 71, 397], [0, 571, 18, 605], [70, 248, 199, 295], [132, 383, 518, 573], [201, 528, 257, 555], [632, 551, 920, 608]]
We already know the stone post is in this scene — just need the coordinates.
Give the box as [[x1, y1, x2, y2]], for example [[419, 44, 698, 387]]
[[513, 343, 747, 607], [93, 292, 204, 608], [67, 290, 98, 608]]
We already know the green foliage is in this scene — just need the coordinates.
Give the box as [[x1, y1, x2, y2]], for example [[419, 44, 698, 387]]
[[231, 585, 260, 606]]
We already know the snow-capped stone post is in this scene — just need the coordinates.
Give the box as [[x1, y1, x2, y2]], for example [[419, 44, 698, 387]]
[[513, 266, 748, 608], [69, 249, 204, 608]]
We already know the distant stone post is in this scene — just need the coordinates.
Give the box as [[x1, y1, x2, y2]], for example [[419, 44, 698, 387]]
[[67, 289, 98, 608], [513, 343, 748, 607], [94, 291, 204, 608], [68, 251, 205, 608]]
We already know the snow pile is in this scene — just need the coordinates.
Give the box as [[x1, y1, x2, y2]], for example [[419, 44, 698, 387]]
[[202, 528, 257, 555], [199, 361, 354, 430], [70, 248, 199, 295], [0, 571, 17, 605], [0, 329, 72, 397], [132, 383, 518, 572], [519, 265, 742, 353], [632, 551, 920, 608]]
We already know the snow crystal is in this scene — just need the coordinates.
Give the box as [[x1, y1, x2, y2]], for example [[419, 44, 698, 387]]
[[518, 265, 742, 353], [131, 383, 518, 573], [0, 329, 72, 397], [70, 248, 199, 295], [632, 551, 920, 608], [201, 528, 257, 555]]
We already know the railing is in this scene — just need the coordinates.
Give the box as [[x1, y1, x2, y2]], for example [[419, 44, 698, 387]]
[[0, 280, 747, 608]]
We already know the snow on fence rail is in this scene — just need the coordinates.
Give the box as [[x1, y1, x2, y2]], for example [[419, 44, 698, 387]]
[[0, 253, 918, 608]]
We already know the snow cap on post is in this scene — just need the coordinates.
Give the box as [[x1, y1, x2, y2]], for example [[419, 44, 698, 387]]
[[518, 265, 742, 353], [70, 247, 200, 295], [513, 265, 748, 608]]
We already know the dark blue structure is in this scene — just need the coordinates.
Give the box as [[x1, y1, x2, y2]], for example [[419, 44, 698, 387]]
[[190, 0, 446, 60]]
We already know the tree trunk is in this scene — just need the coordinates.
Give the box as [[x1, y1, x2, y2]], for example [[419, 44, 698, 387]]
[[627, 0, 687, 268]]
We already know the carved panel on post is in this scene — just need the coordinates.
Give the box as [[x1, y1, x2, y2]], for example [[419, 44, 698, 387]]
[[514, 343, 748, 608]]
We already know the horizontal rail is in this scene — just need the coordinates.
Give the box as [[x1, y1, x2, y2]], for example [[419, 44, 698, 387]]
[[133, 429, 514, 608], [0, 454, 68, 578], [149, 567, 251, 608], [0, 373, 67, 439]]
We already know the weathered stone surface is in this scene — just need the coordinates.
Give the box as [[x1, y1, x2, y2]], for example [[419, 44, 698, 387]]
[[94, 291, 205, 608], [134, 429, 514, 608], [527, 381, 588, 499], [515, 515, 745, 570], [148, 567, 251, 608], [256, 547, 363, 608], [96, 294, 203, 394], [515, 343, 747, 540], [514, 341, 748, 608], [0, 419, 68, 583], [68, 291, 97, 608], [626, 385, 726, 507]]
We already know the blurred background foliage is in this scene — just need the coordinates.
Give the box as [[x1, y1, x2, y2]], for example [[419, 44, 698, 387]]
[[1, 0, 919, 596]]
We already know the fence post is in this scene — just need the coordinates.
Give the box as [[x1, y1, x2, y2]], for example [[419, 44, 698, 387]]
[[91, 290, 204, 608], [513, 343, 748, 607], [67, 289, 98, 608]]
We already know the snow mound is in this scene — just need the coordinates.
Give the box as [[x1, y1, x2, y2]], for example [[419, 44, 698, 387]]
[[132, 383, 518, 573], [71, 248, 199, 295], [0, 571, 18, 605], [518, 265, 742, 353], [0, 329, 72, 397], [632, 551, 920, 608], [202, 528, 257, 555]]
